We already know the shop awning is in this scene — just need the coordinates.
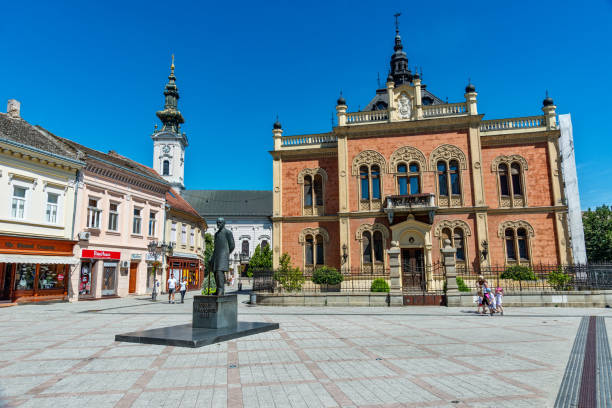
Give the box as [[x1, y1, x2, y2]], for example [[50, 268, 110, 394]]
[[0, 254, 79, 265]]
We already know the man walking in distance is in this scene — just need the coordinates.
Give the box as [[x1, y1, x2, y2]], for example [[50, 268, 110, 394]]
[[209, 217, 235, 296], [167, 273, 177, 304]]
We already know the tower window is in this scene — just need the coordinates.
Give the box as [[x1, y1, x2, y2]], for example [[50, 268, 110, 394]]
[[162, 160, 170, 176]]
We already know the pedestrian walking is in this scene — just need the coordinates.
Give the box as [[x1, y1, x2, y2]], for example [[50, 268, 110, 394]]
[[167, 273, 177, 304], [179, 278, 187, 303], [495, 286, 504, 315], [477, 275, 493, 316]]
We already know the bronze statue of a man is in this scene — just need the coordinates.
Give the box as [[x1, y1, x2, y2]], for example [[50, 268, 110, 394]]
[[209, 217, 235, 296]]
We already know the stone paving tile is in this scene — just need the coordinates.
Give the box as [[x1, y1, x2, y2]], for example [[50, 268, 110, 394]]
[[24, 347, 104, 360], [284, 331, 338, 340], [348, 336, 408, 347], [0, 349, 42, 361], [495, 340, 573, 368], [293, 338, 348, 348], [336, 377, 441, 405], [0, 374, 54, 397], [238, 349, 300, 365], [421, 373, 530, 399], [317, 360, 396, 379], [164, 352, 227, 368], [239, 363, 315, 384], [455, 354, 547, 371], [147, 366, 227, 388], [101, 344, 166, 357], [78, 355, 157, 372], [303, 347, 369, 361], [0, 359, 81, 376], [364, 344, 434, 358], [236, 340, 291, 351], [500, 369, 566, 401], [41, 371, 144, 394], [425, 343, 495, 356], [132, 388, 227, 408], [390, 357, 472, 375], [17, 393, 124, 408], [243, 383, 338, 408]]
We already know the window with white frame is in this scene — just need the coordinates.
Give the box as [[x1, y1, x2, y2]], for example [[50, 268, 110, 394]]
[[148, 212, 156, 236], [45, 192, 59, 223], [171, 222, 177, 243], [133, 208, 142, 235], [87, 198, 101, 228], [108, 203, 119, 231], [11, 186, 27, 219], [190, 228, 195, 246], [181, 224, 187, 245]]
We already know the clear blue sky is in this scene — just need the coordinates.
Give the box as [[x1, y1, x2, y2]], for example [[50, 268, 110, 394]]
[[1, 0, 610, 209]]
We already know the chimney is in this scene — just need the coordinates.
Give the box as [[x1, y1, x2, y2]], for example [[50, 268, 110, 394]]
[[7, 99, 20, 118]]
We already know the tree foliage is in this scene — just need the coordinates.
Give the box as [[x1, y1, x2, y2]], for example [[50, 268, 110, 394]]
[[203, 233, 214, 269], [246, 244, 272, 277], [273, 253, 305, 292], [583, 205, 612, 262]]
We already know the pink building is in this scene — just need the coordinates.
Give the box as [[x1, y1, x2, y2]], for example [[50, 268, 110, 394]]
[[59, 140, 169, 300]]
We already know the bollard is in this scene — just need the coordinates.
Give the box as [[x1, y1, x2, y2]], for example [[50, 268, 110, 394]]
[[249, 293, 256, 305]]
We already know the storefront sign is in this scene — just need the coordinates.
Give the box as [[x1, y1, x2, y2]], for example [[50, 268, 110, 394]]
[[131, 253, 142, 260], [0, 235, 75, 256], [58, 274, 64, 281], [81, 249, 121, 260]]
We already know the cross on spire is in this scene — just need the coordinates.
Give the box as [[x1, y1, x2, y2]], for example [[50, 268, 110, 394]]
[[394, 12, 401, 35]]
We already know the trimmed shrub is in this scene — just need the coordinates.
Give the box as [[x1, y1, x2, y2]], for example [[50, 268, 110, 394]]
[[456, 277, 471, 292], [501, 265, 537, 281], [370, 278, 390, 292], [548, 267, 572, 291], [312, 266, 344, 286], [273, 253, 305, 292]]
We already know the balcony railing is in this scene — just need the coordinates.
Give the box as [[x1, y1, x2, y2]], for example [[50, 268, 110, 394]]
[[384, 193, 437, 211], [480, 115, 546, 132], [240, 253, 250, 263], [422, 103, 467, 118], [281, 133, 337, 147], [346, 110, 389, 124]]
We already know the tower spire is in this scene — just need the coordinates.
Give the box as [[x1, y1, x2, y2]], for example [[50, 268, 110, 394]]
[[389, 13, 412, 86], [156, 55, 185, 133]]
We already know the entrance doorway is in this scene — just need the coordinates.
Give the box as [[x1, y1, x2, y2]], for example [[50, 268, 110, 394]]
[[0, 264, 13, 300], [401, 248, 425, 291], [101, 262, 117, 296], [129, 263, 138, 294]]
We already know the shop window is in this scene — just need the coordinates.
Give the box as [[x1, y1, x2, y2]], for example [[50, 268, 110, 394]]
[[108, 203, 119, 231], [11, 186, 27, 219], [15, 264, 35, 290], [87, 198, 101, 229], [79, 262, 92, 295], [163, 160, 170, 176], [133, 208, 142, 235], [148, 212, 157, 236], [46, 193, 59, 223], [102, 262, 117, 296], [38, 264, 65, 290]]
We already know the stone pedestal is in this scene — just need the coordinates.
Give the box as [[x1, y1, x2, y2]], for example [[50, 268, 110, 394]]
[[441, 239, 460, 307], [387, 243, 404, 306], [193, 295, 237, 329]]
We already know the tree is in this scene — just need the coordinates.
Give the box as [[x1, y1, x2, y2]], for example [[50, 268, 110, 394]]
[[246, 244, 272, 276], [583, 205, 612, 262], [203, 233, 214, 268], [274, 253, 305, 292]]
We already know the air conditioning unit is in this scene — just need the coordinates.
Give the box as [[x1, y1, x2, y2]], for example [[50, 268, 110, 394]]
[[120, 260, 130, 268], [78, 231, 91, 241]]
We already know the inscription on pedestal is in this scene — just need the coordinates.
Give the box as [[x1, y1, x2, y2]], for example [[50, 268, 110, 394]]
[[195, 302, 217, 318], [192, 295, 237, 329]]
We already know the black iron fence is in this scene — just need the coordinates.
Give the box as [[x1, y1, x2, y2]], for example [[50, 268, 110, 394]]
[[455, 263, 612, 292], [252, 268, 391, 294]]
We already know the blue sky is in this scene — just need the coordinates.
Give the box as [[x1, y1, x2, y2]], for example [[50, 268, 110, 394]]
[[1, 0, 611, 210]]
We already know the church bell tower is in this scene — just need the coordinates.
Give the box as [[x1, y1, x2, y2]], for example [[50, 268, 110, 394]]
[[152, 55, 188, 191]]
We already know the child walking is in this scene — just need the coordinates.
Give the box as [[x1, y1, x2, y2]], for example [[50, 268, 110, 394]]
[[495, 286, 504, 315]]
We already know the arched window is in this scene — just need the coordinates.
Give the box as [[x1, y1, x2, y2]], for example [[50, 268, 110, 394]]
[[315, 235, 324, 265], [493, 156, 527, 207], [498, 220, 534, 265], [261, 240, 269, 249], [305, 236, 314, 265], [430, 145, 466, 207], [435, 220, 471, 267], [498, 164, 509, 196], [450, 160, 460, 195], [505, 228, 516, 261], [304, 234, 324, 268], [371, 165, 381, 199], [241, 240, 249, 256], [454, 229, 465, 261], [437, 161, 448, 197], [357, 224, 389, 272], [517, 228, 528, 260], [352, 150, 386, 211], [162, 160, 170, 176], [299, 168, 327, 215], [397, 162, 420, 195], [360, 166, 369, 200], [362, 231, 372, 263], [373, 231, 384, 262]]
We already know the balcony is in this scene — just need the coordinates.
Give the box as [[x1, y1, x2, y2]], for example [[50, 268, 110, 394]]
[[240, 253, 250, 264], [384, 193, 437, 224]]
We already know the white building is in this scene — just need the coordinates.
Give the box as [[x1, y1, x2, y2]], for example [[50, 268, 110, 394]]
[[182, 190, 272, 276]]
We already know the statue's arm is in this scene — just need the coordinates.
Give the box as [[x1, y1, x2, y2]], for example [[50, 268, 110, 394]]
[[228, 231, 235, 253]]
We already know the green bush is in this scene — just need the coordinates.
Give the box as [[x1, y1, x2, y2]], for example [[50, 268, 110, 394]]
[[548, 267, 572, 291], [456, 277, 471, 292], [273, 253, 305, 292], [247, 244, 273, 278], [201, 273, 217, 295], [501, 265, 537, 281], [370, 278, 390, 292], [312, 266, 344, 285]]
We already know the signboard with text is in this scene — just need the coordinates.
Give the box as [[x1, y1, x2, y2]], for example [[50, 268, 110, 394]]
[[81, 249, 121, 260]]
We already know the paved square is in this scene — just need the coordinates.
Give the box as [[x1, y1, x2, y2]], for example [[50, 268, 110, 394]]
[[0, 292, 611, 407]]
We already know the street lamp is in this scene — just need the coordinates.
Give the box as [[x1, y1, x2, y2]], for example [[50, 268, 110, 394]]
[[147, 240, 173, 301]]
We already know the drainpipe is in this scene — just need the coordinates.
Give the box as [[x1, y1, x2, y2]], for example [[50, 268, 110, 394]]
[[69, 169, 80, 301]]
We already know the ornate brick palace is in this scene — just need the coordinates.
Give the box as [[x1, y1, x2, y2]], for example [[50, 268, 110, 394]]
[[270, 22, 580, 281]]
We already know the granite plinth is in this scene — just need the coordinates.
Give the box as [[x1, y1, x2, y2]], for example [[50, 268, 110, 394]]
[[193, 294, 236, 329], [115, 321, 279, 348]]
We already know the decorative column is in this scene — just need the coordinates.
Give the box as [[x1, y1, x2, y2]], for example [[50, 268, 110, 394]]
[[336, 95, 347, 126], [386, 75, 395, 122], [464, 81, 478, 115], [272, 120, 283, 268], [413, 74, 423, 119], [441, 239, 460, 306], [387, 241, 403, 306]]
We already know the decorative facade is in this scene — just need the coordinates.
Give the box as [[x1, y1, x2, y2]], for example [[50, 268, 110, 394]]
[[271, 20, 580, 285]]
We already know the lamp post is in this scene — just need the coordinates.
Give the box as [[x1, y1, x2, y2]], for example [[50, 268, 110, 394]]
[[147, 240, 173, 301]]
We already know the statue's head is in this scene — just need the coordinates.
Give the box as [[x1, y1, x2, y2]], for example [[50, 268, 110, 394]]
[[217, 217, 225, 229]]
